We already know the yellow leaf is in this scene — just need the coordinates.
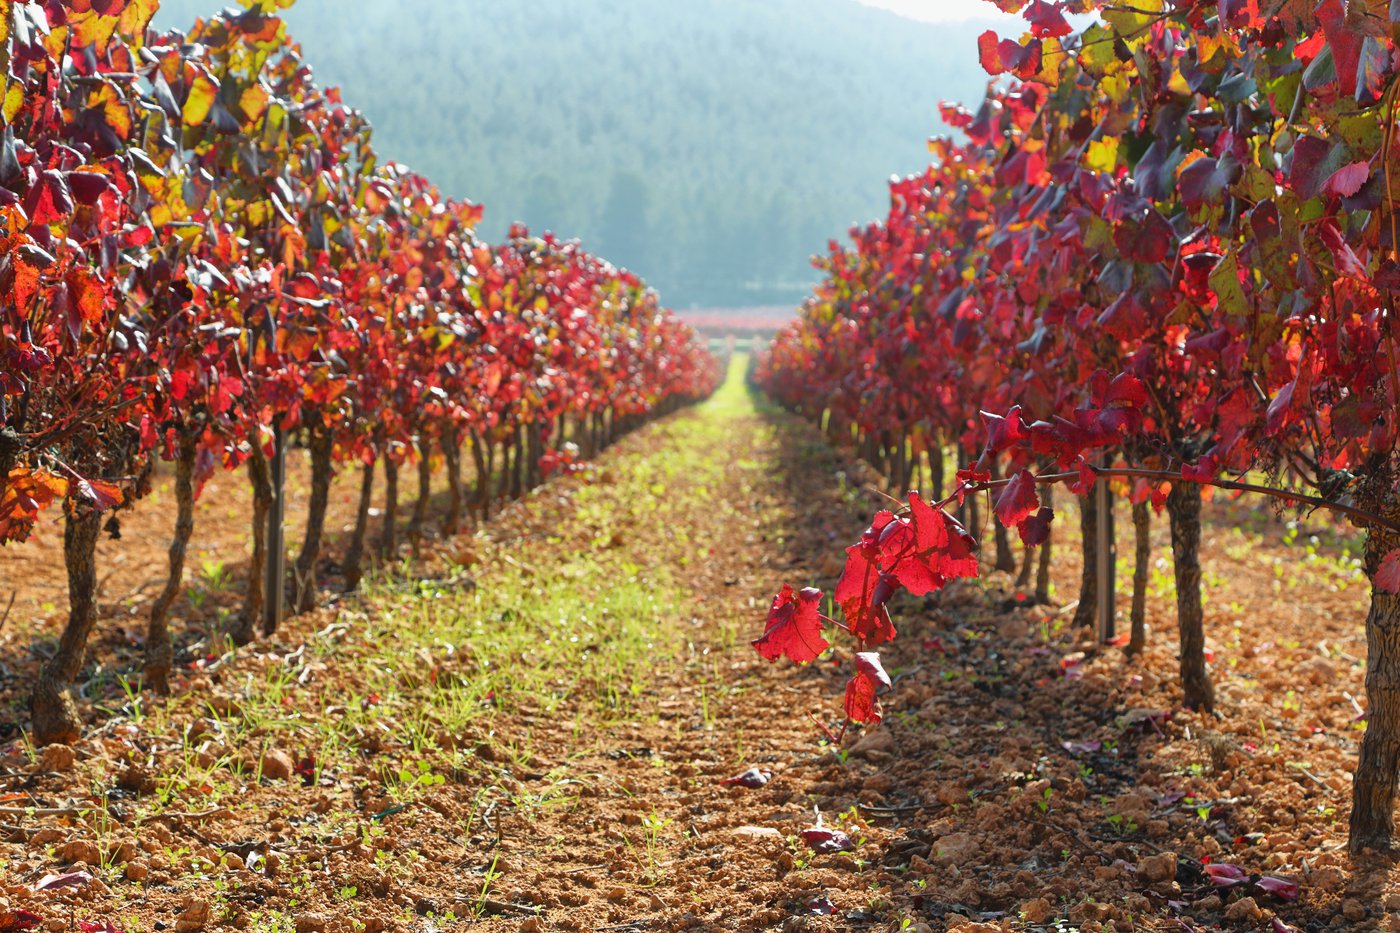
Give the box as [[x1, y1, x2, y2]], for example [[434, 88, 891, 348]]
[[2, 81, 21, 125], [239, 83, 269, 124], [1085, 137, 1120, 174], [118, 0, 160, 39], [182, 73, 219, 126]]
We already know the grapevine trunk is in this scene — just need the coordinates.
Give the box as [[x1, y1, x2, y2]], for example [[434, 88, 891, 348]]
[[231, 439, 273, 646], [1072, 492, 1097, 629], [1128, 499, 1150, 658], [379, 456, 399, 559], [444, 425, 463, 533], [1167, 481, 1213, 711], [343, 461, 375, 591], [144, 434, 197, 693], [293, 423, 334, 614], [991, 460, 1016, 573], [1349, 504, 1400, 855], [409, 438, 432, 553], [30, 507, 102, 746]]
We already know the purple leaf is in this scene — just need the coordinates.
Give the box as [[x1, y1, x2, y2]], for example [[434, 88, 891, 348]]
[[801, 826, 855, 854], [1203, 862, 1248, 886], [1255, 876, 1301, 902], [806, 894, 837, 915], [721, 767, 773, 789], [35, 871, 93, 891]]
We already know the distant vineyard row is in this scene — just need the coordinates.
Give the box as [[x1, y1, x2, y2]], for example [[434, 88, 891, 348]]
[[0, 1, 720, 745]]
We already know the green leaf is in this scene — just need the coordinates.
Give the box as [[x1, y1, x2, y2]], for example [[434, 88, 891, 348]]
[[1209, 251, 1248, 317]]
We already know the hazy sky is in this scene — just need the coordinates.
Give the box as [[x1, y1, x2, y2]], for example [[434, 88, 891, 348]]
[[856, 0, 1018, 22]]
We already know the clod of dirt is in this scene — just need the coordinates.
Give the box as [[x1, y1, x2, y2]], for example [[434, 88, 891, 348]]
[[1018, 897, 1051, 923], [175, 897, 210, 933], [123, 861, 148, 883], [293, 912, 327, 933], [1224, 895, 1262, 922], [847, 727, 895, 760], [1136, 851, 1177, 883], [259, 749, 295, 781], [731, 826, 783, 841], [37, 744, 76, 772], [931, 832, 980, 864], [59, 841, 100, 867]]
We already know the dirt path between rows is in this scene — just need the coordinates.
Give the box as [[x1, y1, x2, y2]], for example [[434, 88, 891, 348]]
[[0, 361, 1394, 932]]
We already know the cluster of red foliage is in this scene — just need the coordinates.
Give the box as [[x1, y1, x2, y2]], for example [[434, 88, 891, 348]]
[[756, 0, 1400, 855]]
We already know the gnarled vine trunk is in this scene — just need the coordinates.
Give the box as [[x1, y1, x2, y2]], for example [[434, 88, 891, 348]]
[[930, 443, 944, 501], [1016, 539, 1034, 589], [510, 429, 525, 498], [378, 456, 399, 560], [291, 423, 334, 615], [991, 461, 1017, 573], [31, 507, 103, 745], [145, 434, 198, 693], [1127, 499, 1151, 658], [497, 433, 514, 504], [1072, 492, 1098, 629], [343, 461, 375, 591], [229, 439, 273, 646], [469, 431, 490, 522], [1166, 482, 1213, 711], [1349, 487, 1400, 855], [443, 425, 463, 534], [1035, 485, 1053, 604], [409, 437, 432, 553]]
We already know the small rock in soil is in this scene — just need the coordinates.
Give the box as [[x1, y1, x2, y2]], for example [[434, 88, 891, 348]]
[[38, 744, 76, 772], [1136, 851, 1177, 884], [175, 897, 210, 932], [731, 826, 783, 841], [293, 913, 327, 933], [1224, 895, 1262, 923], [259, 749, 295, 781], [60, 840, 100, 866], [848, 728, 895, 760], [931, 832, 979, 864], [1018, 897, 1051, 923]]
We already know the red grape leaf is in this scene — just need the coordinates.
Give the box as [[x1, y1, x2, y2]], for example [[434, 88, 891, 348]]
[[1376, 549, 1400, 593], [0, 911, 43, 932], [1113, 207, 1175, 263], [1323, 161, 1371, 198], [1317, 0, 1362, 98], [994, 469, 1040, 527], [1025, 0, 1072, 37], [1018, 506, 1055, 546], [982, 406, 1030, 454], [753, 585, 829, 664], [844, 653, 890, 725], [25, 170, 75, 226]]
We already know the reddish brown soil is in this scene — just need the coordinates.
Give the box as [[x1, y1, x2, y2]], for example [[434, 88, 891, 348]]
[[0, 379, 1393, 933]]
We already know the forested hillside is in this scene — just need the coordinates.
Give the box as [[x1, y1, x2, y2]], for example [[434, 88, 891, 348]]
[[154, 0, 994, 307]]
